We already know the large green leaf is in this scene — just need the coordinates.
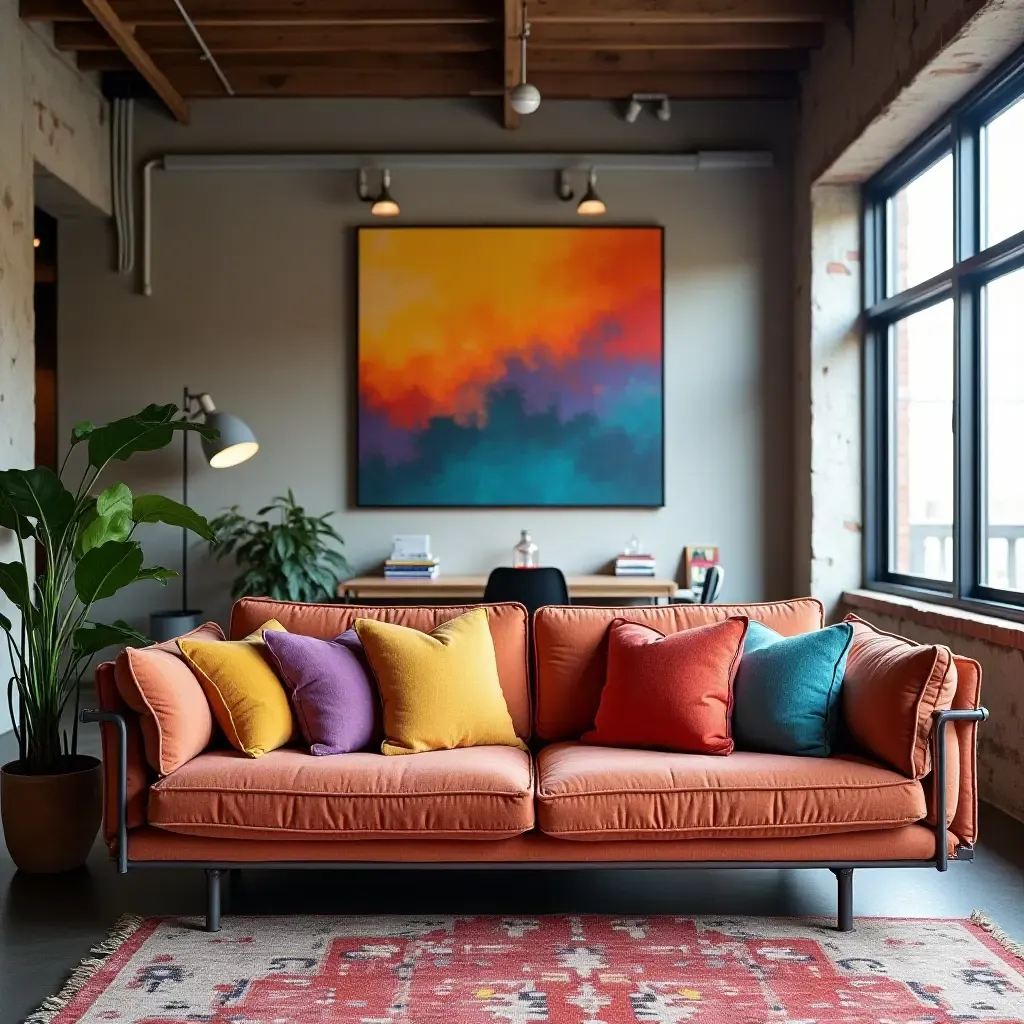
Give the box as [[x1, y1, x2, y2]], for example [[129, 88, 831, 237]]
[[135, 566, 177, 584], [87, 403, 216, 468], [132, 495, 215, 542], [77, 510, 133, 556], [96, 482, 133, 518], [0, 561, 31, 611], [0, 467, 75, 547], [73, 619, 150, 657], [74, 541, 144, 604]]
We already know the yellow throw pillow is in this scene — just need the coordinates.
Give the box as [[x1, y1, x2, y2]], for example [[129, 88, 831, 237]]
[[179, 619, 293, 758], [355, 608, 527, 756]]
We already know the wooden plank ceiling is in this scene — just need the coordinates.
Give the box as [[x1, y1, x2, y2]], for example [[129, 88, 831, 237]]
[[21, 0, 844, 125]]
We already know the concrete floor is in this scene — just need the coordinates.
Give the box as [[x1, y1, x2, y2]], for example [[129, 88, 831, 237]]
[[2, 726, 1023, 1024]]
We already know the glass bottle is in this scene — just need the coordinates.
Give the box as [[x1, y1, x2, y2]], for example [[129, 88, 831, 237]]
[[513, 530, 539, 569]]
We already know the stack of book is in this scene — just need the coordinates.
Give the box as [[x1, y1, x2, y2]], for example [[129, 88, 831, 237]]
[[614, 553, 657, 577], [384, 558, 439, 580], [384, 534, 439, 580]]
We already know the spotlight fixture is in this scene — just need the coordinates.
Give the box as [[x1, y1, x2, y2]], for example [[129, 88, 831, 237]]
[[358, 168, 400, 217], [576, 169, 606, 217], [622, 92, 671, 124], [508, 1, 541, 115]]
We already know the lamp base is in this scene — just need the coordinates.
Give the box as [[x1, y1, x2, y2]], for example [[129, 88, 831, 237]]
[[150, 610, 205, 643]]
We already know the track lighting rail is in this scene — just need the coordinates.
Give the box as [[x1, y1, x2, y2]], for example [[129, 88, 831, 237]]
[[140, 149, 773, 295]]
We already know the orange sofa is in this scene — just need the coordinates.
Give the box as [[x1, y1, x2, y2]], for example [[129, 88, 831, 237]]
[[85, 596, 987, 933]]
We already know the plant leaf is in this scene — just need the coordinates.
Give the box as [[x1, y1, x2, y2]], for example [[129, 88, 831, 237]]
[[0, 467, 75, 547], [87, 404, 215, 468], [73, 619, 150, 657], [74, 541, 144, 604], [77, 510, 133, 556], [96, 482, 133, 518], [0, 610, 10, 633], [0, 561, 31, 611], [132, 495, 215, 542], [71, 421, 95, 441], [135, 566, 177, 584]]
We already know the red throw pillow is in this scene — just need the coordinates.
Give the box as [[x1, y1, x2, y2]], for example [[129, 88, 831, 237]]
[[581, 616, 748, 755]]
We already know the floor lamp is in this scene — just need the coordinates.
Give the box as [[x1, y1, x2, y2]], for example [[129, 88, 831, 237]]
[[149, 389, 259, 642]]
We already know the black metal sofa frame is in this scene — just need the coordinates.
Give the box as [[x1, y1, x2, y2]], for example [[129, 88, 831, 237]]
[[82, 706, 989, 934]]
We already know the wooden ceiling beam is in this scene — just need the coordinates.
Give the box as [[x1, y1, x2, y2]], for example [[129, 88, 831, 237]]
[[77, 0, 190, 121], [530, 21, 824, 48], [22, 0, 494, 25], [529, 0, 846, 22], [55, 21, 500, 53], [79, 46, 809, 74], [534, 70, 798, 97]]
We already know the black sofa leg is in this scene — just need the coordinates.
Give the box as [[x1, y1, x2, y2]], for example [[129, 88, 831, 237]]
[[832, 867, 854, 932], [206, 869, 222, 933]]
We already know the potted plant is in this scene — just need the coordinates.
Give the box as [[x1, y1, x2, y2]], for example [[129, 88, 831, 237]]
[[0, 404, 215, 872], [209, 490, 351, 601]]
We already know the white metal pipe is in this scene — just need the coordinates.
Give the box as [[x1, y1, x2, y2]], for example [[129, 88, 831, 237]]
[[170, 0, 234, 96], [142, 158, 162, 297]]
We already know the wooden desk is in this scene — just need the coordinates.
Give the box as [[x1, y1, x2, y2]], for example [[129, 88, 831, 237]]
[[338, 574, 681, 603]]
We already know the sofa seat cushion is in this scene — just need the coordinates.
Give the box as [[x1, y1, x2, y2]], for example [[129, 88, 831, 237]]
[[148, 746, 534, 840], [536, 743, 926, 841]]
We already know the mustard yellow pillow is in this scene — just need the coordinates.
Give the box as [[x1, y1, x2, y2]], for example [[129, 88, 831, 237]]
[[179, 619, 293, 758], [355, 608, 526, 755]]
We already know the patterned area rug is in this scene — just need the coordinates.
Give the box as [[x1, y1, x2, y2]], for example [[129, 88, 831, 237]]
[[31, 913, 1024, 1024]]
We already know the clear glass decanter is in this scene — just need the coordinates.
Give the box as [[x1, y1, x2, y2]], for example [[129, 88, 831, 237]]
[[513, 529, 539, 569]]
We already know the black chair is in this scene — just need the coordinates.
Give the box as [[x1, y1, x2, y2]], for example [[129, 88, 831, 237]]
[[699, 565, 724, 604], [483, 567, 569, 616]]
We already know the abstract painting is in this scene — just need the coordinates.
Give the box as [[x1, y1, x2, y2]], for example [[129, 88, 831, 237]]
[[356, 227, 663, 507]]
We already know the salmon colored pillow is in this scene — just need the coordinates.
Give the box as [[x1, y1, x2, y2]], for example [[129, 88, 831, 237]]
[[842, 614, 957, 779], [582, 616, 748, 755], [178, 619, 293, 758], [114, 621, 224, 775]]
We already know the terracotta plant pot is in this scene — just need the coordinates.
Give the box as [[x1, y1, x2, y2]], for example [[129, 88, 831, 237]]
[[1, 755, 102, 872]]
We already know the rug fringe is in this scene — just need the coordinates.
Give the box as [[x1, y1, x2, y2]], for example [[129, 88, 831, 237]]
[[23, 914, 146, 1024], [971, 910, 1024, 962]]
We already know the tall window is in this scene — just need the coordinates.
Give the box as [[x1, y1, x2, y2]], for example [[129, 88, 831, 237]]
[[864, 48, 1024, 613]]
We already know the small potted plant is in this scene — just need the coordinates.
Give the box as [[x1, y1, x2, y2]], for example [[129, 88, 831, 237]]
[[209, 491, 351, 601], [0, 404, 215, 873]]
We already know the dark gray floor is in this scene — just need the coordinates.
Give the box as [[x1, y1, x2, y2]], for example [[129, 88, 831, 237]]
[[2, 725, 1023, 1024]]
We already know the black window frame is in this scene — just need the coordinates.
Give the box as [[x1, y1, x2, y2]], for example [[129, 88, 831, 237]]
[[863, 44, 1024, 620]]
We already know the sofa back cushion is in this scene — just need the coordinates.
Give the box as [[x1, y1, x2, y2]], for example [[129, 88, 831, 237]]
[[230, 598, 531, 740], [534, 599, 824, 741]]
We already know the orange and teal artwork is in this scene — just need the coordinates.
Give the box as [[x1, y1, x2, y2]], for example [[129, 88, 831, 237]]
[[357, 226, 664, 507]]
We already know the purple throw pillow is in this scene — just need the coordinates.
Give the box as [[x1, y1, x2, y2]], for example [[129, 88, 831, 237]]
[[263, 629, 381, 755]]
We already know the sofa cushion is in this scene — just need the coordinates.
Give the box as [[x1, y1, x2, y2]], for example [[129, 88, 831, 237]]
[[148, 745, 534, 840], [582, 617, 747, 755], [533, 599, 824, 741], [356, 609, 527, 756], [114, 621, 223, 775], [536, 743, 926, 841], [230, 598, 531, 740], [841, 615, 957, 779]]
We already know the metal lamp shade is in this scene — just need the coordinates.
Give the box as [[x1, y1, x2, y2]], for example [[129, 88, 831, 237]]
[[201, 411, 259, 468]]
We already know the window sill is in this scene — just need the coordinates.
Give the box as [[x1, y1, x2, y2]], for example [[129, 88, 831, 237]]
[[842, 589, 1024, 651]]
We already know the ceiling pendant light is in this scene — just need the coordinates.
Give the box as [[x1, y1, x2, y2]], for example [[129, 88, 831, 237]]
[[576, 169, 606, 216], [509, 1, 541, 116], [370, 168, 400, 217]]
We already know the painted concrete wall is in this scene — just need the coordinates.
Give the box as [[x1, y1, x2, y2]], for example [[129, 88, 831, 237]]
[[56, 97, 797, 632], [0, 0, 110, 738]]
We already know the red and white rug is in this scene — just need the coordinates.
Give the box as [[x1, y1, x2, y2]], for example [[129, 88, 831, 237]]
[[31, 913, 1024, 1024]]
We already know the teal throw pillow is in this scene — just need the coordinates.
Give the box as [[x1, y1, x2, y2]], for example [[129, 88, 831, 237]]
[[732, 621, 853, 757]]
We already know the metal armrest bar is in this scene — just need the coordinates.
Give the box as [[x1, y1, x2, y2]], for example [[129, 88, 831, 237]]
[[932, 707, 989, 871], [80, 709, 128, 874]]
